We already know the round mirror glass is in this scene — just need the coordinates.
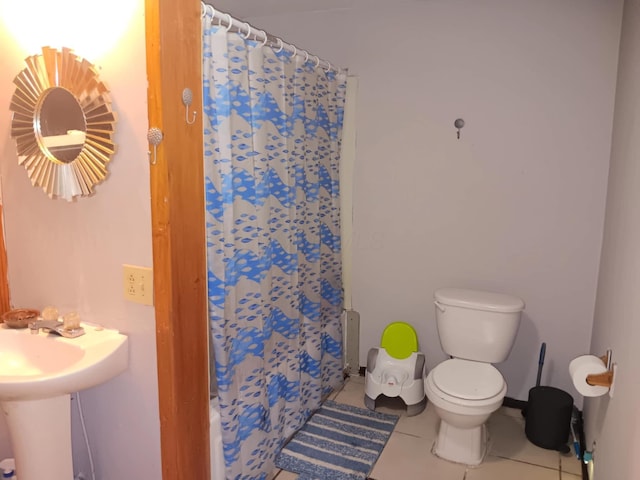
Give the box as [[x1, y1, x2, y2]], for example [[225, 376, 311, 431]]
[[36, 87, 87, 164]]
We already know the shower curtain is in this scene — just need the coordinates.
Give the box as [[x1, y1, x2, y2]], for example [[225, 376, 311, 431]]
[[202, 20, 347, 480]]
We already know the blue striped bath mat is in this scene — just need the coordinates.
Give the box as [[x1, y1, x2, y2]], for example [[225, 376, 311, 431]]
[[275, 400, 398, 479]]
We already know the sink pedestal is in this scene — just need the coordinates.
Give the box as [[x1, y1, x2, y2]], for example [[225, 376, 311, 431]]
[[1, 395, 73, 480], [0, 324, 129, 480]]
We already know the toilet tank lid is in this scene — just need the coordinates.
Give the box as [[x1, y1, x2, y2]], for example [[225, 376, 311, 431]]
[[434, 288, 525, 313]]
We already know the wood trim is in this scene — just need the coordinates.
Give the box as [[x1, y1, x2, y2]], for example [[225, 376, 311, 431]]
[[145, 1, 210, 479], [0, 205, 10, 314], [586, 370, 614, 388]]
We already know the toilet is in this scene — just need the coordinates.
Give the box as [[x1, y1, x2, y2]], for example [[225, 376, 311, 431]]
[[425, 287, 524, 465]]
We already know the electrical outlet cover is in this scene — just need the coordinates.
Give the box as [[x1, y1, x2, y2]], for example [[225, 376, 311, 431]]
[[123, 265, 154, 305]]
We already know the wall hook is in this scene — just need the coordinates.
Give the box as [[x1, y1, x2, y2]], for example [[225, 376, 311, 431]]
[[147, 127, 164, 165], [182, 88, 197, 125], [454, 118, 465, 139]]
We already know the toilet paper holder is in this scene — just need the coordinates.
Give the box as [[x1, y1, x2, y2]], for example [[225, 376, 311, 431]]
[[586, 349, 614, 388]]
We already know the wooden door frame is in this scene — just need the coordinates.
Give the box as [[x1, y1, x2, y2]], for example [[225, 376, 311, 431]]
[[145, 1, 210, 479], [0, 205, 10, 315]]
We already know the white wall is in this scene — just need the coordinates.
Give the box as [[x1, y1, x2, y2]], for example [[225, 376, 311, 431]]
[[232, 0, 623, 402], [0, 1, 161, 478], [584, 0, 640, 477]]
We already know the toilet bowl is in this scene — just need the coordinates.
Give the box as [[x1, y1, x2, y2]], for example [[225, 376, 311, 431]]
[[425, 358, 507, 465]]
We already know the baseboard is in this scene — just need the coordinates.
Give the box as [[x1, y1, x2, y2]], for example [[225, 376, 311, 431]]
[[502, 396, 527, 411]]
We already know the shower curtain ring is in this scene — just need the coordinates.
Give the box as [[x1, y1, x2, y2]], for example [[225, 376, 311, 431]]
[[302, 50, 310, 63], [241, 22, 252, 39], [259, 31, 268, 47], [314, 56, 321, 68], [224, 14, 233, 31], [291, 45, 297, 57], [275, 38, 284, 53], [324, 61, 333, 73], [208, 5, 219, 24]]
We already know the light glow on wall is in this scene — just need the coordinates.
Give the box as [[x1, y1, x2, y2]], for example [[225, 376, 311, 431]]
[[0, 0, 139, 61]]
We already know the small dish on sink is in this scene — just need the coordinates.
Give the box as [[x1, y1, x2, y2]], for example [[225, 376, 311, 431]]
[[1, 309, 40, 329]]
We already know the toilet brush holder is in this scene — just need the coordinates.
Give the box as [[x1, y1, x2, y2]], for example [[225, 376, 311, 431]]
[[525, 386, 573, 451], [524, 342, 573, 452]]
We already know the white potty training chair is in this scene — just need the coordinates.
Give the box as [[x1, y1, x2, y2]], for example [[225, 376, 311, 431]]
[[364, 322, 427, 416]]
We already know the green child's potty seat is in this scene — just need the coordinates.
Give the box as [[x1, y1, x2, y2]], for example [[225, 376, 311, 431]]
[[381, 322, 420, 360], [364, 321, 427, 417]]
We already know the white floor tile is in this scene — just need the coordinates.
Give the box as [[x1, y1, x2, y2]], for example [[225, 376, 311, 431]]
[[333, 377, 368, 408], [273, 470, 298, 479], [498, 405, 526, 418], [561, 453, 583, 476], [394, 402, 439, 440], [371, 431, 466, 480], [488, 409, 561, 470], [466, 456, 559, 480], [369, 397, 437, 439]]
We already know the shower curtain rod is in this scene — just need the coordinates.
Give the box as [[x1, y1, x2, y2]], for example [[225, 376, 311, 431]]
[[201, 2, 345, 74]]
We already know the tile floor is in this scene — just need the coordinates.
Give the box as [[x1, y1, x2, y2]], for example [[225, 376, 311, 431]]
[[273, 375, 584, 480]]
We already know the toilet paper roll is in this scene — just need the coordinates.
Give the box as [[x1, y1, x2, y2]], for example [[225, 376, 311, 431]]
[[569, 355, 609, 397]]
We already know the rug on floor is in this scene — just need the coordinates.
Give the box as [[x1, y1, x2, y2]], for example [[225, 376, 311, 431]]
[[275, 399, 399, 480]]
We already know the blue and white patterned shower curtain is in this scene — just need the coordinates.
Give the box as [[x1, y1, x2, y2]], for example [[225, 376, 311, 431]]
[[203, 20, 347, 480]]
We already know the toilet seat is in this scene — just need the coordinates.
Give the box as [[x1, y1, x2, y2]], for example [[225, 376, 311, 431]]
[[425, 359, 507, 415], [432, 359, 504, 400]]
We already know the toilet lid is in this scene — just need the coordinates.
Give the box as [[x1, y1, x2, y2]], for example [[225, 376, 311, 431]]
[[432, 359, 505, 400]]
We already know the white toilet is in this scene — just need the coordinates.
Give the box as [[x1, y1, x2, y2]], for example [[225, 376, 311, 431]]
[[425, 287, 525, 465]]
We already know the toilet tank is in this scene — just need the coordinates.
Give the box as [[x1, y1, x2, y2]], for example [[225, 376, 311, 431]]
[[434, 288, 525, 363]]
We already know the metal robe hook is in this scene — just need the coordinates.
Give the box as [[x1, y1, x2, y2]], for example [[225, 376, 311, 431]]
[[454, 118, 465, 140], [147, 127, 164, 165], [182, 88, 197, 125]]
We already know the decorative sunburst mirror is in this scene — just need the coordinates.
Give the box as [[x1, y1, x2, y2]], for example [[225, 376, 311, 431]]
[[9, 47, 116, 201]]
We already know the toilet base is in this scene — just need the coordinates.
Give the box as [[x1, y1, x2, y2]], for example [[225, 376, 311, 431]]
[[433, 420, 487, 466]]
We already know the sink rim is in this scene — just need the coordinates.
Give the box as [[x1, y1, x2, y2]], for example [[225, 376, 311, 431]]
[[0, 323, 128, 401]]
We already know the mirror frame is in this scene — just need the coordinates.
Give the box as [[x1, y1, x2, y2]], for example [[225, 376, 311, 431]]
[[9, 47, 116, 201]]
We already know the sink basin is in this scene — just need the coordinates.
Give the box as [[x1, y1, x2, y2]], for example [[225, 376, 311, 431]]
[[0, 323, 128, 400], [0, 323, 128, 480]]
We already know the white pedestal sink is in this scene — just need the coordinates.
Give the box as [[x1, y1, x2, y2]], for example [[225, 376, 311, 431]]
[[0, 324, 128, 480]]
